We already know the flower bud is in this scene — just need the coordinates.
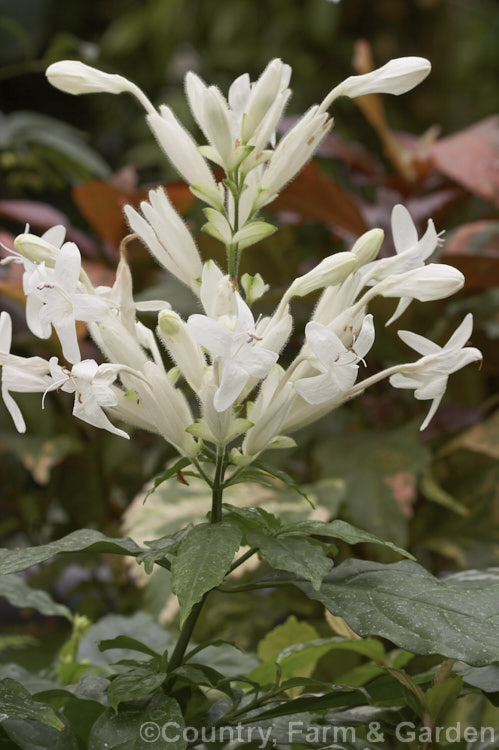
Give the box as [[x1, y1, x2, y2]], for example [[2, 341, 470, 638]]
[[157, 310, 206, 391], [288, 251, 358, 298], [320, 57, 431, 112], [241, 273, 269, 306], [147, 107, 217, 191], [46, 61, 155, 114], [14, 228, 65, 266], [351, 228, 384, 266], [242, 59, 284, 143], [375, 263, 464, 302]]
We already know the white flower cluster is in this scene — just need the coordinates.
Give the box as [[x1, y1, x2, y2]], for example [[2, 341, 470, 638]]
[[0, 57, 481, 467]]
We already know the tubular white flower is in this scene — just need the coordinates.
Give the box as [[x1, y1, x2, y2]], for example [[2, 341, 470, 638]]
[[124, 187, 202, 290], [147, 107, 218, 192], [131, 361, 198, 456], [241, 59, 287, 143], [45, 357, 131, 439], [255, 107, 332, 207], [319, 57, 431, 112], [0, 312, 52, 433], [242, 369, 295, 457], [194, 376, 253, 446], [295, 314, 375, 404], [373, 263, 464, 303], [157, 310, 206, 391], [390, 313, 482, 430], [46, 61, 155, 114], [199, 261, 237, 320], [24, 242, 109, 364], [187, 293, 278, 412]]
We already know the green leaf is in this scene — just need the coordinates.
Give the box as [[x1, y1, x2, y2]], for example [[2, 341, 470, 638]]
[[247, 685, 369, 721], [107, 667, 166, 712], [0, 574, 72, 620], [171, 523, 241, 624], [98, 637, 160, 659], [143, 458, 191, 503], [0, 530, 144, 576], [88, 694, 186, 749], [424, 675, 464, 722], [0, 678, 64, 731], [280, 519, 415, 560], [295, 559, 499, 666], [247, 532, 333, 590]]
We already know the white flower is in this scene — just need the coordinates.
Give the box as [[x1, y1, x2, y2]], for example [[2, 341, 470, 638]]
[[0, 312, 52, 432], [46, 358, 130, 439], [124, 188, 202, 291], [199, 261, 237, 321], [147, 106, 219, 197], [46, 61, 155, 114], [188, 293, 278, 412], [373, 263, 464, 305], [362, 205, 440, 325], [320, 57, 431, 111], [389, 313, 482, 430], [157, 310, 206, 391], [24, 242, 109, 364], [255, 106, 332, 207], [295, 314, 375, 404], [14, 224, 67, 265]]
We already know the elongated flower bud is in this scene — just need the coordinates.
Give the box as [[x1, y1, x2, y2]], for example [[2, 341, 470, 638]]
[[124, 188, 202, 290], [46, 61, 155, 113], [147, 107, 218, 193], [242, 59, 284, 143], [374, 263, 464, 302], [320, 57, 431, 112], [157, 310, 206, 391], [351, 228, 384, 266]]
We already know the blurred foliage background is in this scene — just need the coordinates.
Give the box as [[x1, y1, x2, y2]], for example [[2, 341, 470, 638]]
[[0, 0, 498, 706]]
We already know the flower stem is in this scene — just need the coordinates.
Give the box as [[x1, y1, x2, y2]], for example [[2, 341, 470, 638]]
[[211, 446, 226, 523], [165, 447, 227, 684]]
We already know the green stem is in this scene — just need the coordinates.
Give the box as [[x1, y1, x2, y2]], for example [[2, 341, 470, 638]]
[[165, 448, 226, 685], [228, 546, 258, 573], [211, 446, 226, 523]]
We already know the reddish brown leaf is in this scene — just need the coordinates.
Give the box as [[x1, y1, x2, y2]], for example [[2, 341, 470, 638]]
[[72, 175, 195, 247], [442, 220, 499, 289], [270, 161, 367, 236], [430, 116, 499, 206]]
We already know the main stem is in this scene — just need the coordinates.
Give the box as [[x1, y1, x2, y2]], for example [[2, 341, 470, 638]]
[[166, 448, 226, 678]]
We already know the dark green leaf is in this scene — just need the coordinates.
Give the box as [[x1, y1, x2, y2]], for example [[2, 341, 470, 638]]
[[295, 559, 499, 666], [171, 523, 241, 624], [0, 678, 64, 731], [280, 520, 415, 560], [247, 532, 333, 590], [0, 575, 72, 620], [0, 530, 144, 576], [251, 462, 314, 506], [108, 667, 166, 712], [98, 637, 160, 659]]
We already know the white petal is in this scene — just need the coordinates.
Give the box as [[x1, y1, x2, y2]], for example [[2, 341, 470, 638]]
[[228, 73, 251, 116], [72, 359, 99, 381], [391, 205, 418, 254], [26, 294, 51, 339], [42, 225, 66, 249], [415, 375, 447, 400], [200, 261, 224, 317], [2, 384, 26, 432], [305, 321, 346, 370], [0, 311, 12, 352], [353, 314, 375, 359], [54, 242, 81, 293], [214, 360, 248, 412], [444, 313, 473, 351], [72, 294, 109, 322], [385, 296, 412, 327], [389, 372, 424, 390], [398, 329, 441, 356], [234, 292, 255, 335], [240, 347, 278, 378], [295, 372, 342, 404], [420, 393, 443, 431], [54, 320, 81, 364], [446, 347, 482, 373], [73, 396, 129, 439], [187, 315, 232, 358]]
